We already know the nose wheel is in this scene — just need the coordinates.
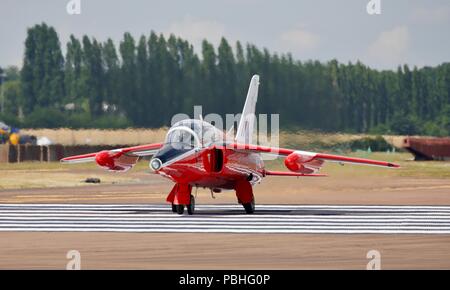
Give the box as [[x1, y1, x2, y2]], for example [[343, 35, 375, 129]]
[[171, 194, 195, 215], [187, 194, 195, 215]]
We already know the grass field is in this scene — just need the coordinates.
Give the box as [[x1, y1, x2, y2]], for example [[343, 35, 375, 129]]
[[21, 128, 168, 146], [2, 128, 447, 190], [263, 152, 450, 178], [21, 128, 406, 148], [0, 161, 141, 190], [0, 152, 448, 190]]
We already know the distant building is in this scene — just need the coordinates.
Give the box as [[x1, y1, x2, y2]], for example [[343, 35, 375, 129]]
[[402, 137, 450, 161]]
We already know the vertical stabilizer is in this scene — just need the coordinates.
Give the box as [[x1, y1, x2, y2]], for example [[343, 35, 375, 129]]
[[235, 75, 259, 144]]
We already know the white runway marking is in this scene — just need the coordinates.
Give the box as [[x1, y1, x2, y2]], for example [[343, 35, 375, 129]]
[[0, 204, 450, 234]]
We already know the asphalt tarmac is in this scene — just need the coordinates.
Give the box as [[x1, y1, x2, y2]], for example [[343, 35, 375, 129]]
[[1, 203, 450, 234], [0, 171, 449, 269]]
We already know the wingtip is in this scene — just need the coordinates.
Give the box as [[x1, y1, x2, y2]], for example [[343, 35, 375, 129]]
[[388, 162, 401, 168]]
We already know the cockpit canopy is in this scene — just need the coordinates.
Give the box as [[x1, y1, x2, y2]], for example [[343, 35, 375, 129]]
[[165, 119, 224, 149]]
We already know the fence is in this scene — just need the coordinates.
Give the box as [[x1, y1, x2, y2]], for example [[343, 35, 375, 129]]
[[0, 144, 133, 163]]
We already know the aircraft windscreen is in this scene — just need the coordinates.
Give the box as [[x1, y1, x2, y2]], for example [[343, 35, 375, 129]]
[[165, 129, 198, 149], [168, 119, 224, 148]]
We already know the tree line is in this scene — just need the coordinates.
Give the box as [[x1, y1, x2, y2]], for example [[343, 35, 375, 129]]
[[0, 23, 449, 136]]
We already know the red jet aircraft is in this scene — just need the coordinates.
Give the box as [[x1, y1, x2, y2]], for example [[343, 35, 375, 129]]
[[61, 75, 399, 215]]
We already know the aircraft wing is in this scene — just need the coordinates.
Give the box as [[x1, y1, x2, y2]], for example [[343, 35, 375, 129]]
[[228, 143, 399, 175], [60, 143, 163, 171], [264, 170, 327, 177]]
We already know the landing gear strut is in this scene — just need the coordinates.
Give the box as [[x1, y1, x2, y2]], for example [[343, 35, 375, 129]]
[[235, 179, 255, 214], [186, 194, 195, 215]]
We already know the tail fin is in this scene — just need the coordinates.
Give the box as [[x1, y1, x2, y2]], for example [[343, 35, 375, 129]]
[[236, 75, 259, 144]]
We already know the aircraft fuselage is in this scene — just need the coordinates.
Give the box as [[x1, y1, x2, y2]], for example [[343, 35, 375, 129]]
[[158, 147, 264, 190]]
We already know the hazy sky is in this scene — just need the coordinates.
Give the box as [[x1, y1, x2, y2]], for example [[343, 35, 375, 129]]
[[1, 0, 449, 70]]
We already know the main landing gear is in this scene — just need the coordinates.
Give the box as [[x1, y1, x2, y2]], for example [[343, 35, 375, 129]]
[[235, 179, 255, 214], [166, 180, 255, 215], [242, 198, 255, 214], [167, 183, 195, 215]]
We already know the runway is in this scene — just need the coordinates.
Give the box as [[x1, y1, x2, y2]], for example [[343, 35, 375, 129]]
[[0, 203, 450, 234]]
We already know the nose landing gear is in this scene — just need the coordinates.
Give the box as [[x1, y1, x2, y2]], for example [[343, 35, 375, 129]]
[[171, 194, 195, 215], [167, 183, 195, 215]]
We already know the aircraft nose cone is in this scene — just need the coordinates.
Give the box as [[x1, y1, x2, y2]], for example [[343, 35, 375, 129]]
[[150, 158, 163, 171]]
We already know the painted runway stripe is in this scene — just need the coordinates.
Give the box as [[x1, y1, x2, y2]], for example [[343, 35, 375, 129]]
[[0, 204, 450, 234], [3, 208, 450, 214], [1, 213, 450, 219], [0, 222, 449, 227], [1, 214, 450, 220], [2, 204, 450, 210], [2, 217, 450, 222], [1, 203, 450, 208]]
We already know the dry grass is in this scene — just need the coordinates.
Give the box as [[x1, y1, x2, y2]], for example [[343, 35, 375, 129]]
[[278, 129, 405, 149], [0, 161, 141, 190], [2, 129, 446, 190], [21, 128, 168, 146], [22, 128, 406, 148], [266, 152, 450, 178], [1, 152, 448, 190]]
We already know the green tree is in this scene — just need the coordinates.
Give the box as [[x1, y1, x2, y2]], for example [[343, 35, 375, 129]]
[[102, 38, 120, 106], [119, 32, 137, 124], [201, 40, 218, 114], [81, 36, 105, 116], [135, 35, 149, 126], [21, 23, 65, 114], [1, 80, 22, 116], [217, 38, 236, 115], [13, 23, 450, 133], [65, 35, 83, 105]]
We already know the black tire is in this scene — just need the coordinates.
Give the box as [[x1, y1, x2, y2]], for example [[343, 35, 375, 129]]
[[187, 195, 195, 215], [171, 204, 177, 213], [242, 198, 255, 214], [176, 204, 185, 215]]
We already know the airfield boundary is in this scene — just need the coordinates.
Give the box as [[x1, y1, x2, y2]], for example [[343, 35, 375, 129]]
[[21, 128, 406, 147], [0, 144, 140, 163], [0, 128, 411, 163]]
